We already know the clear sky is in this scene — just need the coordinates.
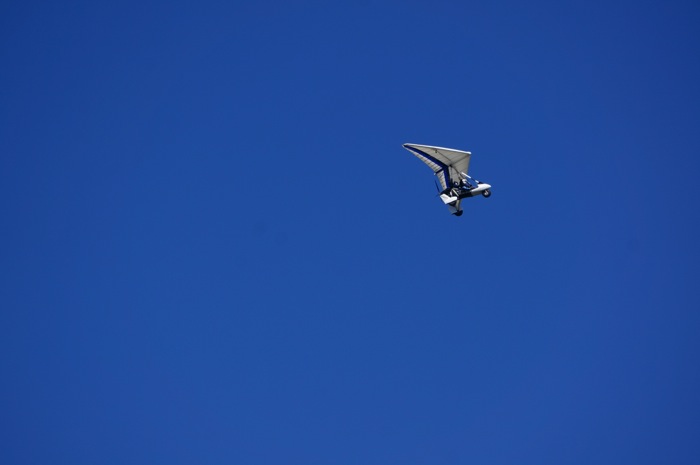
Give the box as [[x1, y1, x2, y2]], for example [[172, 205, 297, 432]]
[[2, 1, 700, 464]]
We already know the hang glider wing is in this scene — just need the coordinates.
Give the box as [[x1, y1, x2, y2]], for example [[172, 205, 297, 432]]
[[403, 143, 471, 191]]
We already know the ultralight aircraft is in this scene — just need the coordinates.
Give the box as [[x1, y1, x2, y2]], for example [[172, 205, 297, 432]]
[[403, 143, 492, 216]]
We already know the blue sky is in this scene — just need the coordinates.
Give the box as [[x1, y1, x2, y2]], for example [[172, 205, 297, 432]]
[[2, 1, 700, 463]]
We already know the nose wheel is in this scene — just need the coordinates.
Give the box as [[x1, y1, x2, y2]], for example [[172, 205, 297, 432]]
[[482, 190, 491, 198]]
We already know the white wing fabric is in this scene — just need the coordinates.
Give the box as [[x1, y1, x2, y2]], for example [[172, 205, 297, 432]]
[[403, 143, 471, 191]]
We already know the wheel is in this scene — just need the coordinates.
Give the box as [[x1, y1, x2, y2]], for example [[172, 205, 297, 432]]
[[482, 189, 491, 198], [454, 210, 463, 216]]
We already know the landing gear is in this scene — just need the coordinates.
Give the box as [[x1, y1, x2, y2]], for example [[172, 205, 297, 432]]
[[454, 210, 463, 216], [482, 190, 491, 198]]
